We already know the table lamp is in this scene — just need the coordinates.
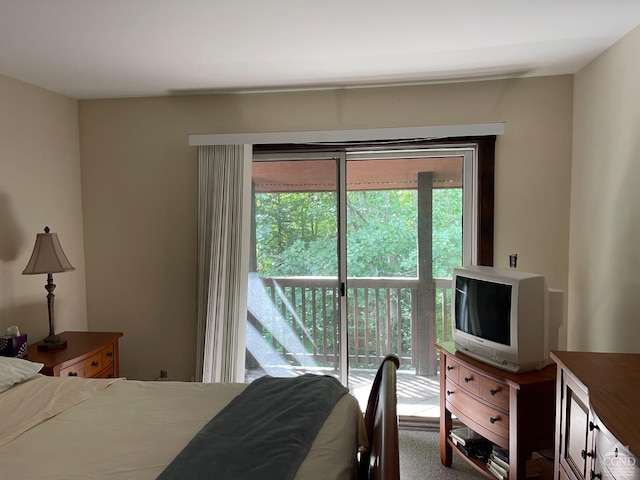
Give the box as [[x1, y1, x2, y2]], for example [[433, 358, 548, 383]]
[[23, 226, 75, 350]]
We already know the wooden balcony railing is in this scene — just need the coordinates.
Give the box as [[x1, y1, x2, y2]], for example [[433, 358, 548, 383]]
[[248, 275, 453, 374]]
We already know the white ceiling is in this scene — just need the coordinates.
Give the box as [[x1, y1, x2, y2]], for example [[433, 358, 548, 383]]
[[1, 0, 639, 100]]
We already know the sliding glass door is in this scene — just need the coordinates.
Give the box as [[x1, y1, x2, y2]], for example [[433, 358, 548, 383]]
[[244, 152, 347, 383], [344, 149, 466, 418], [245, 145, 477, 420]]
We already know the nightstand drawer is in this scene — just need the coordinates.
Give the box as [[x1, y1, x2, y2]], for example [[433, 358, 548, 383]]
[[58, 343, 115, 378], [94, 364, 117, 379], [59, 362, 86, 377], [93, 366, 116, 378], [85, 350, 106, 377], [102, 343, 116, 365]]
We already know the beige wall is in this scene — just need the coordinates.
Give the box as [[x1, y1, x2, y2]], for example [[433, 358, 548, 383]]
[[79, 76, 573, 380], [0, 74, 87, 340], [569, 25, 640, 352]]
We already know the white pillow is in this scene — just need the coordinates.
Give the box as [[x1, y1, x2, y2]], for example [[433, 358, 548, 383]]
[[0, 356, 44, 394]]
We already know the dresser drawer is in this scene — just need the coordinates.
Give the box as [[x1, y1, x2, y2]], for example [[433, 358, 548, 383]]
[[458, 364, 481, 396], [592, 416, 640, 480], [448, 357, 509, 410], [480, 376, 510, 410], [444, 356, 461, 385], [446, 378, 510, 440]]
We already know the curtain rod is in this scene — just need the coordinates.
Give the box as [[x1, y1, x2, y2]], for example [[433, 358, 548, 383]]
[[188, 123, 505, 146]]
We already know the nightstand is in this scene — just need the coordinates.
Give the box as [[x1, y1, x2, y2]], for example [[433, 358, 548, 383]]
[[27, 331, 123, 378]]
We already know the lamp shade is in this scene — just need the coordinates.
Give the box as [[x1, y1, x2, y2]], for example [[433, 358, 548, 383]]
[[23, 227, 75, 275]]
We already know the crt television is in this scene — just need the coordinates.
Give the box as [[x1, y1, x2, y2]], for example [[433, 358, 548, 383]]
[[452, 265, 562, 373]]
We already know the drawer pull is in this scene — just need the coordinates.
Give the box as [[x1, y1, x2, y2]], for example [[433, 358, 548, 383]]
[[589, 421, 599, 431], [107, 351, 114, 357], [591, 472, 601, 480], [582, 450, 593, 459], [489, 416, 499, 424], [464, 376, 472, 383], [68, 372, 78, 377], [446, 390, 454, 396], [490, 389, 498, 396], [92, 361, 100, 367], [446, 365, 454, 371]]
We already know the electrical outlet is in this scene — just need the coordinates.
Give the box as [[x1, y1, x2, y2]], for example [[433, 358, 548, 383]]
[[160, 370, 168, 379]]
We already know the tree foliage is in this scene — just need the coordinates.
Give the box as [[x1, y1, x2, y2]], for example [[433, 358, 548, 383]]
[[254, 187, 462, 279]]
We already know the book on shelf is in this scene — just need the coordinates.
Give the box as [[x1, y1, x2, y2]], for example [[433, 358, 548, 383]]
[[490, 453, 510, 471], [450, 428, 493, 462], [455, 442, 474, 458], [486, 450, 542, 479], [488, 461, 509, 480], [488, 458, 509, 477], [491, 445, 510, 464], [449, 427, 486, 446]]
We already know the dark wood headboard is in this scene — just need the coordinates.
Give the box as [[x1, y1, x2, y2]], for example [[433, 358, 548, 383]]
[[359, 355, 400, 480]]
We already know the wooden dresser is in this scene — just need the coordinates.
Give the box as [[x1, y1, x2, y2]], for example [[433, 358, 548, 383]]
[[436, 342, 557, 480], [27, 331, 123, 378], [552, 351, 640, 480]]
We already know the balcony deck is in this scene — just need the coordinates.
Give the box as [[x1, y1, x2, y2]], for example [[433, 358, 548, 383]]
[[246, 366, 441, 418], [351, 367, 441, 418]]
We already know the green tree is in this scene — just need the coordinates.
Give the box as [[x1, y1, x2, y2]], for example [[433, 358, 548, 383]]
[[255, 187, 462, 279], [255, 191, 337, 275], [432, 188, 463, 278], [346, 190, 417, 277]]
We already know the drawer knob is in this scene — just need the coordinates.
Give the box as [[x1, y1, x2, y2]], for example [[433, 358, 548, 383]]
[[68, 372, 78, 377], [92, 361, 99, 367], [490, 389, 498, 396], [446, 365, 454, 371], [464, 376, 472, 383], [591, 472, 601, 480], [589, 421, 599, 431], [107, 351, 114, 357], [489, 416, 498, 424], [446, 390, 453, 396], [582, 450, 593, 459]]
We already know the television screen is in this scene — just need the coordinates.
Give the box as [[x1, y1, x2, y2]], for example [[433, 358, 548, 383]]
[[454, 275, 512, 346]]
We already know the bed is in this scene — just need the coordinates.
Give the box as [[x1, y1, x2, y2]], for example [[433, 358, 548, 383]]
[[0, 354, 399, 480]]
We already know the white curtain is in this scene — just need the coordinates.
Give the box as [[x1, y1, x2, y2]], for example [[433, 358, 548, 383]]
[[195, 145, 251, 383]]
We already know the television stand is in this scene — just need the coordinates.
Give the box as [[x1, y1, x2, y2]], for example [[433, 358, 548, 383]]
[[436, 342, 556, 480]]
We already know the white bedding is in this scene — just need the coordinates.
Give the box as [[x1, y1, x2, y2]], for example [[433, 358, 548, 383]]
[[0, 375, 363, 479]]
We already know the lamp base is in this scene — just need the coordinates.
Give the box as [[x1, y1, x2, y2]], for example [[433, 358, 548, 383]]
[[37, 334, 67, 350]]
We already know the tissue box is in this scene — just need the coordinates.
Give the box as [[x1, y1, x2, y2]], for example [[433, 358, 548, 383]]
[[0, 334, 28, 359]]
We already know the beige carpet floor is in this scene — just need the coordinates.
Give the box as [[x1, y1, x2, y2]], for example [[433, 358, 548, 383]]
[[399, 429, 487, 480]]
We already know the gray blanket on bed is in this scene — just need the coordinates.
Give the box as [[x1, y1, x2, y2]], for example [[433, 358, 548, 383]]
[[156, 374, 348, 480]]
